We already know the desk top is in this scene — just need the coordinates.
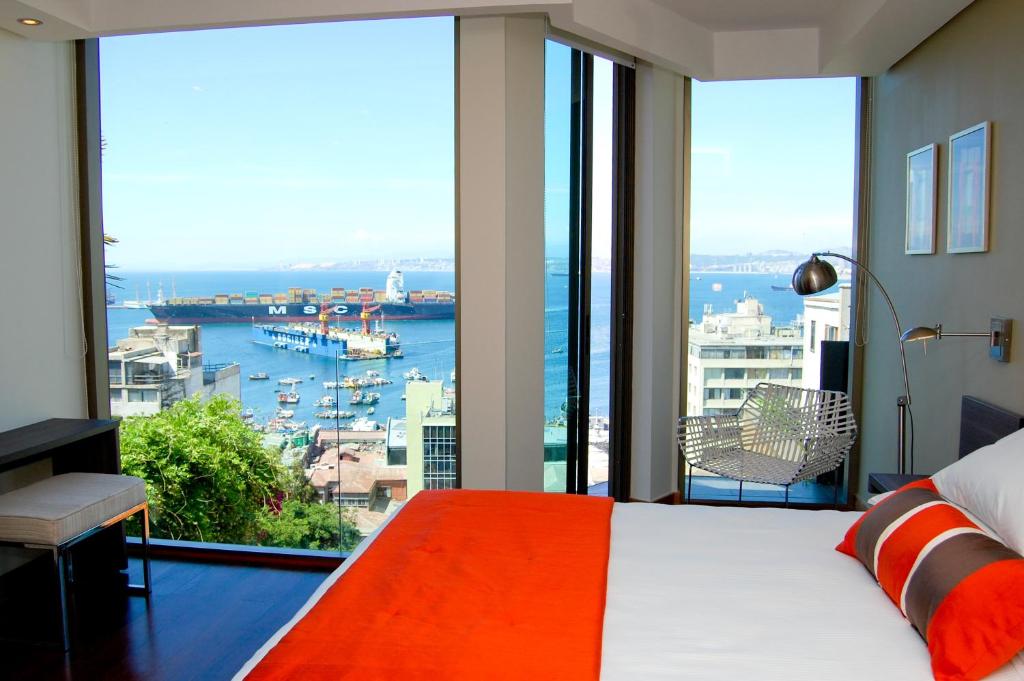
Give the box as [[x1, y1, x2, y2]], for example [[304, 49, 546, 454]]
[[0, 418, 119, 472]]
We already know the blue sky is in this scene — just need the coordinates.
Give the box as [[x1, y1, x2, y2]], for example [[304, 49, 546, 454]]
[[101, 19, 855, 270], [690, 77, 857, 255], [100, 18, 455, 270]]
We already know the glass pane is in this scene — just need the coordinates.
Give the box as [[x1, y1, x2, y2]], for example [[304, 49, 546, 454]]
[[101, 18, 455, 551], [543, 39, 572, 493], [587, 56, 614, 496], [687, 77, 856, 504]]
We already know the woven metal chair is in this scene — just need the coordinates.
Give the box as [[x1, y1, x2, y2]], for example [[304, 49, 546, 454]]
[[677, 382, 857, 505]]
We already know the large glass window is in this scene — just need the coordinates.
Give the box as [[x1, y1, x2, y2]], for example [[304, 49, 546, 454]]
[[543, 40, 618, 496], [686, 77, 856, 505], [101, 18, 455, 551]]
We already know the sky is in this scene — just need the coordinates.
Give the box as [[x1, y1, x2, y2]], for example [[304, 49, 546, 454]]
[[100, 19, 855, 271], [100, 18, 455, 270], [690, 77, 857, 255]]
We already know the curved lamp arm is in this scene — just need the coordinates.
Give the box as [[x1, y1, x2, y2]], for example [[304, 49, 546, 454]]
[[815, 251, 912, 407]]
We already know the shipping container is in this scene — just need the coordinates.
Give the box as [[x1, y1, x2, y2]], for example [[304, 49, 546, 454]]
[[373, 291, 387, 302], [273, 294, 288, 304], [214, 295, 229, 304], [259, 295, 273, 304]]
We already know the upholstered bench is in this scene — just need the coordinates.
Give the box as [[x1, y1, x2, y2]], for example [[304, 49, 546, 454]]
[[0, 472, 152, 649]]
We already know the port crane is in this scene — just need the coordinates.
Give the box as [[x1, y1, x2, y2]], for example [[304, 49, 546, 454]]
[[360, 303, 381, 335]]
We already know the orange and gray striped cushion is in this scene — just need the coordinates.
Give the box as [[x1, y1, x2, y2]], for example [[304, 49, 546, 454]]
[[837, 479, 1024, 681]]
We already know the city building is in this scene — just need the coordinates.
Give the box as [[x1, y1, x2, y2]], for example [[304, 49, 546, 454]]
[[107, 324, 239, 417], [405, 381, 457, 496], [802, 284, 852, 391], [686, 298, 804, 416]]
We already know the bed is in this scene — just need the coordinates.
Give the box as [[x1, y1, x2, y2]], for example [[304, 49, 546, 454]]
[[236, 397, 1024, 680]]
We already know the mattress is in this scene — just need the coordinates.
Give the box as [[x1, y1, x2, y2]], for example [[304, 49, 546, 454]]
[[238, 500, 1024, 680]]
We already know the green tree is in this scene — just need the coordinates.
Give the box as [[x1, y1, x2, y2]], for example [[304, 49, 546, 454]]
[[120, 394, 363, 550], [257, 500, 362, 551], [120, 394, 283, 543]]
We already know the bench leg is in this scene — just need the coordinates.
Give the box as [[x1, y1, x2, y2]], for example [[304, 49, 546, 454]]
[[128, 503, 152, 597], [53, 546, 71, 651]]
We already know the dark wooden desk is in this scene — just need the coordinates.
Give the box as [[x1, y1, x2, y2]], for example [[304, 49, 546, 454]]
[[867, 472, 928, 494], [0, 418, 120, 475]]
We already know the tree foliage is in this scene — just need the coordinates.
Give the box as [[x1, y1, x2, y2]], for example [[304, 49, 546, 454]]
[[119, 395, 360, 550]]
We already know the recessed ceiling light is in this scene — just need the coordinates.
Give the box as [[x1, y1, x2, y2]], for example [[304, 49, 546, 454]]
[[17, 18, 44, 26]]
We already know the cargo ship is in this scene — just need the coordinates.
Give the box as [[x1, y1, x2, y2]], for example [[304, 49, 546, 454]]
[[148, 270, 454, 323]]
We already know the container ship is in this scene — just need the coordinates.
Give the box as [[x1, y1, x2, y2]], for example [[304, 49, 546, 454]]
[[148, 270, 453, 323]]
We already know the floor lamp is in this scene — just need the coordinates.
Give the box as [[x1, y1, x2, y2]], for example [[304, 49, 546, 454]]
[[792, 253, 912, 475]]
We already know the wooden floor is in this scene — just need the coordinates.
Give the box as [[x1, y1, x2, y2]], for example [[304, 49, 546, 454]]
[[0, 558, 328, 681]]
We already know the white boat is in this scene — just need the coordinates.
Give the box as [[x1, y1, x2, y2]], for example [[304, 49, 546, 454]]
[[315, 395, 337, 407], [366, 370, 381, 377], [278, 377, 303, 385], [350, 417, 379, 432], [277, 391, 300, 404], [276, 408, 295, 418], [450, 370, 456, 383], [404, 367, 428, 382], [367, 407, 375, 415], [323, 381, 341, 389]]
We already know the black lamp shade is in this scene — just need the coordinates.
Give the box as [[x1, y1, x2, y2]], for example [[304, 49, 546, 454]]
[[792, 255, 838, 296]]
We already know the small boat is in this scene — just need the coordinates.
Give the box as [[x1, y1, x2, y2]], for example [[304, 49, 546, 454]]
[[403, 367, 428, 382], [367, 407, 375, 415], [348, 391, 381, 406], [277, 391, 300, 404], [241, 408, 255, 420], [276, 408, 294, 418], [278, 377, 303, 386], [770, 284, 793, 292], [401, 394, 407, 401], [323, 381, 341, 389], [316, 409, 355, 420], [552, 347, 565, 354], [450, 370, 456, 384], [315, 395, 337, 407], [366, 370, 380, 377], [309, 374, 316, 380], [711, 282, 723, 292], [249, 372, 269, 381]]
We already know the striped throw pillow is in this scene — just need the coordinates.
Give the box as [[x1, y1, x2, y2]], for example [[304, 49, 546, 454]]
[[837, 479, 1024, 681]]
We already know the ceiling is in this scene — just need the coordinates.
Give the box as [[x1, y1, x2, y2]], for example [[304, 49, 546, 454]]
[[0, 0, 975, 80], [649, 0, 845, 32]]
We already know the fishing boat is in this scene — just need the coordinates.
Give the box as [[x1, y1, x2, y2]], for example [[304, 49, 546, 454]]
[[249, 372, 269, 380], [315, 395, 337, 407], [323, 381, 341, 389], [276, 408, 295, 418], [278, 377, 303, 386], [366, 370, 380, 377], [348, 390, 380, 406], [277, 391, 300, 404]]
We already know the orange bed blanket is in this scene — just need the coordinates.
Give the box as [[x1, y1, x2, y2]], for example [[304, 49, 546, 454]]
[[246, 489, 615, 680]]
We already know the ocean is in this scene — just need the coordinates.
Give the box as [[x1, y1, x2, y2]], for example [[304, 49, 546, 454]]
[[107, 270, 825, 428]]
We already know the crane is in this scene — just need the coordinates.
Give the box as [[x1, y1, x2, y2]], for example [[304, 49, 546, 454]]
[[360, 303, 381, 335], [319, 301, 333, 336]]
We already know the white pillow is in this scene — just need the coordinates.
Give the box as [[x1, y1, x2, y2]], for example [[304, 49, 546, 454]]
[[932, 426, 1024, 555]]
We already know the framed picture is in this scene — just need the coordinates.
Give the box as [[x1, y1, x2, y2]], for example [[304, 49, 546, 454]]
[[905, 143, 937, 254], [947, 121, 991, 253]]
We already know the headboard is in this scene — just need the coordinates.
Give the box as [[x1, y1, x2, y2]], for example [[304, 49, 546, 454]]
[[958, 396, 1024, 458]]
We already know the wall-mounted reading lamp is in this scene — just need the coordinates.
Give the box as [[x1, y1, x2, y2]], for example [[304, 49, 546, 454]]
[[901, 319, 1013, 363]]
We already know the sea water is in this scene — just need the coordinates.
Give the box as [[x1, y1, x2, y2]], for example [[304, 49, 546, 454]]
[[107, 270, 817, 426]]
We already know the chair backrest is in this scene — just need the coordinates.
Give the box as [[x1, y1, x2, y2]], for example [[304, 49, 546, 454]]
[[737, 383, 857, 465]]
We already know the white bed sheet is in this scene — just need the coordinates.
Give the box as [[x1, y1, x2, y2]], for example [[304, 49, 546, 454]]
[[238, 501, 1023, 680], [601, 503, 1023, 681]]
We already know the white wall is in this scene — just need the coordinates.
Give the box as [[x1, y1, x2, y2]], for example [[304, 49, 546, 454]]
[[0, 29, 86, 443], [630, 62, 686, 501], [457, 16, 546, 491]]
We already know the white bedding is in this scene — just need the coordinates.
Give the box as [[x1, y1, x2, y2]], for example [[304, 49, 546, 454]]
[[239, 501, 1024, 680], [602, 503, 1023, 681]]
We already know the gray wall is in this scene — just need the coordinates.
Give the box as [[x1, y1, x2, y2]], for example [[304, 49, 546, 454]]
[[858, 0, 1024, 497]]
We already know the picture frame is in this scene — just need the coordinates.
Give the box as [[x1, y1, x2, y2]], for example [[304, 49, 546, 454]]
[[947, 121, 991, 254], [905, 143, 937, 255]]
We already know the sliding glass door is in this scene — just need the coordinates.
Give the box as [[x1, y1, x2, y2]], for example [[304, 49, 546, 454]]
[[544, 39, 633, 498]]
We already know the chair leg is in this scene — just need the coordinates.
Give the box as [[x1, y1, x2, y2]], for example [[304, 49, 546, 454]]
[[784, 485, 790, 508], [738, 480, 743, 502], [686, 464, 693, 503], [53, 546, 71, 651]]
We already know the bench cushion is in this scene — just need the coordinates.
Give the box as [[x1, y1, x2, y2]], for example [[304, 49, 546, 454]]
[[0, 473, 147, 545]]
